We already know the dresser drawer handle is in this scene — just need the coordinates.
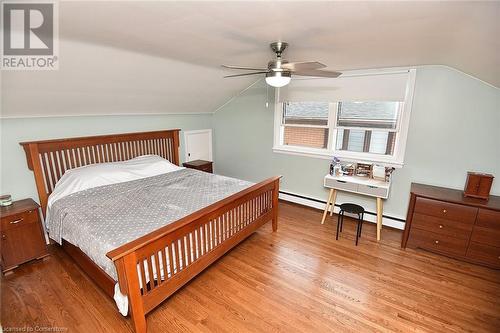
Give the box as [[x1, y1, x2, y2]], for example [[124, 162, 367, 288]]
[[434, 240, 439, 244], [10, 218, 23, 224], [336, 180, 347, 183], [442, 209, 447, 214], [439, 225, 443, 229]]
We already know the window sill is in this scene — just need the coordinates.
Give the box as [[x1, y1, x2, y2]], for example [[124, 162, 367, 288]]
[[272, 145, 404, 168]]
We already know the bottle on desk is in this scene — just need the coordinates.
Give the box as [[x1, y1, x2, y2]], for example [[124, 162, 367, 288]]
[[330, 157, 342, 176]]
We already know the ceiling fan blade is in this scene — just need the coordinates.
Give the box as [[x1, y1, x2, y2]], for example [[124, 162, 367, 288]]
[[224, 71, 268, 78], [293, 69, 342, 78], [281, 61, 327, 71], [222, 65, 268, 71]]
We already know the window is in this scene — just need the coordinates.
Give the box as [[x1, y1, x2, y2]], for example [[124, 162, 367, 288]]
[[335, 101, 400, 156], [282, 102, 329, 149], [273, 69, 416, 167]]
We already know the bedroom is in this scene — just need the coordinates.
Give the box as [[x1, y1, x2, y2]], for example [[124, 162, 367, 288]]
[[1, 1, 499, 332]]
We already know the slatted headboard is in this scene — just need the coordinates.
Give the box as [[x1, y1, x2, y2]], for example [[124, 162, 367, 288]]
[[20, 129, 180, 216]]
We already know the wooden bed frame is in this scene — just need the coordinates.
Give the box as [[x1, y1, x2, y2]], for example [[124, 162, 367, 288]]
[[20, 129, 280, 333]]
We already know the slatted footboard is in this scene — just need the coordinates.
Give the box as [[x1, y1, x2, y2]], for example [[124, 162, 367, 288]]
[[107, 176, 280, 333]]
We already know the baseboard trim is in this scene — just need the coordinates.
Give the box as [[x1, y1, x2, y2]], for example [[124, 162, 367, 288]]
[[279, 190, 406, 230]]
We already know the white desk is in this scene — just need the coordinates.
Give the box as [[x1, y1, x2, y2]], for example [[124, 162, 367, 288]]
[[321, 174, 391, 241]]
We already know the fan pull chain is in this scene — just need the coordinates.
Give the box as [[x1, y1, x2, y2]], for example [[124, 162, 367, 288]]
[[266, 84, 269, 108]]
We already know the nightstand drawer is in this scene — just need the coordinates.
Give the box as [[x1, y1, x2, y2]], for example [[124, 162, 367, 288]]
[[1, 209, 38, 231], [414, 197, 477, 224], [1, 223, 47, 270], [199, 165, 213, 173]]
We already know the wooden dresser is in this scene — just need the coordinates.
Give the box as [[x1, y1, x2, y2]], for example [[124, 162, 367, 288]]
[[402, 183, 500, 269]]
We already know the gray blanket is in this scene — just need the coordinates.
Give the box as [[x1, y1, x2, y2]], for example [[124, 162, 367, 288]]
[[46, 169, 252, 280]]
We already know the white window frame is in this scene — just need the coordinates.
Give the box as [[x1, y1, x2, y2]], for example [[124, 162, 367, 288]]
[[272, 68, 416, 168]]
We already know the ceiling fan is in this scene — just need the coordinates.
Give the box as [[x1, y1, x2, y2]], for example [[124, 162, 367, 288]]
[[222, 41, 342, 88]]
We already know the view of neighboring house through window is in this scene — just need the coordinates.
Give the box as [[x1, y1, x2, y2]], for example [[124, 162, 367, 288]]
[[335, 101, 400, 155], [282, 102, 330, 149]]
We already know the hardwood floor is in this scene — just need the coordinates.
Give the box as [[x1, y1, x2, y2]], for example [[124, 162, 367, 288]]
[[2, 202, 500, 332]]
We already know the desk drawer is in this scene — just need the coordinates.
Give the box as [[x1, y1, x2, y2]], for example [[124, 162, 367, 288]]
[[407, 228, 468, 256], [324, 178, 358, 192], [357, 184, 388, 198], [1, 209, 38, 231], [476, 209, 500, 230], [414, 197, 477, 224], [412, 213, 473, 240], [466, 242, 500, 268]]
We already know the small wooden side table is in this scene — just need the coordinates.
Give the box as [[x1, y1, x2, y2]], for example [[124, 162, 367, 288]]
[[0, 198, 49, 274], [183, 160, 213, 173]]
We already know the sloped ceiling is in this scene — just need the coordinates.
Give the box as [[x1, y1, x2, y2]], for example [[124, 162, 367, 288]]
[[1, 1, 499, 117]]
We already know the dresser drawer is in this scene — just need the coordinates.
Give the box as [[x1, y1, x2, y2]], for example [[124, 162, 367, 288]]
[[414, 197, 477, 224], [324, 178, 358, 192], [466, 242, 500, 268], [470, 226, 500, 248], [412, 213, 473, 240], [407, 228, 468, 256], [1, 209, 38, 231], [476, 209, 500, 230]]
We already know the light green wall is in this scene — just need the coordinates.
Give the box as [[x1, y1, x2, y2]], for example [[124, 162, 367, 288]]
[[0, 114, 212, 201], [213, 66, 500, 220]]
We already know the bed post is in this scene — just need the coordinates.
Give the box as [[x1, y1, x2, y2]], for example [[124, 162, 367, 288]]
[[272, 178, 280, 232], [122, 253, 147, 333], [22, 143, 49, 217], [172, 130, 180, 166]]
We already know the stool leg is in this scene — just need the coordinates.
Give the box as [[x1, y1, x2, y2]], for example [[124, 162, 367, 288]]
[[340, 211, 344, 232], [355, 215, 361, 246], [336, 210, 341, 240], [359, 213, 364, 237]]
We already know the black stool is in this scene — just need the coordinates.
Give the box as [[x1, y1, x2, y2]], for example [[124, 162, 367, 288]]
[[336, 203, 365, 246]]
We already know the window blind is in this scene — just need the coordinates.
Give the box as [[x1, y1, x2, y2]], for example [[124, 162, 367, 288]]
[[279, 70, 410, 102]]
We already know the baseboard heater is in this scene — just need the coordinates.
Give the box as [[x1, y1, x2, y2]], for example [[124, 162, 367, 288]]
[[279, 190, 406, 224]]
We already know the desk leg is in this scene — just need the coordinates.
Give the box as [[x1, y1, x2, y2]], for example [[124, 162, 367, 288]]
[[329, 189, 337, 216], [321, 189, 334, 224], [376, 197, 383, 241]]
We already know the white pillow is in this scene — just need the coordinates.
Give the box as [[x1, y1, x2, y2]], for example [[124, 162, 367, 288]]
[[47, 155, 182, 208]]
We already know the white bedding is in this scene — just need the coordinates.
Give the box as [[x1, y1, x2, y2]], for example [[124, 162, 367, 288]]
[[47, 155, 183, 208]]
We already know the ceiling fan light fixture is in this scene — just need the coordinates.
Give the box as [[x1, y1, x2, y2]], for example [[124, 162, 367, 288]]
[[265, 71, 291, 88]]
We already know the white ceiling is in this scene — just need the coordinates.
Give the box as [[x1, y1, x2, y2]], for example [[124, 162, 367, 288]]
[[2, 1, 499, 117]]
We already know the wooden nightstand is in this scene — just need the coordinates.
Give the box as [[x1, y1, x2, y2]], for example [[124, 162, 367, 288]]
[[1, 199, 49, 274], [183, 160, 213, 173]]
